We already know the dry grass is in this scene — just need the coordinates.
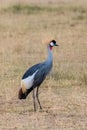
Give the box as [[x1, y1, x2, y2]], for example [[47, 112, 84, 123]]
[[0, 0, 87, 130]]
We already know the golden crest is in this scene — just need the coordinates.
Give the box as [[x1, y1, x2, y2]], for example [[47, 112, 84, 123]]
[[21, 81, 27, 93]]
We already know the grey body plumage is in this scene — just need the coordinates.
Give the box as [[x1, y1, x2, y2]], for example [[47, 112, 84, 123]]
[[18, 40, 58, 111]]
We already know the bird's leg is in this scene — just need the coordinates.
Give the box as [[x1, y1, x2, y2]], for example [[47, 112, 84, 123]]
[[32, 86, 36, 112], [36, 87, 42, 110]]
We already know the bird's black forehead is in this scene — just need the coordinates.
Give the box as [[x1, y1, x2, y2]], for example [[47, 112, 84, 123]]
[[51, 40, 56, 44]]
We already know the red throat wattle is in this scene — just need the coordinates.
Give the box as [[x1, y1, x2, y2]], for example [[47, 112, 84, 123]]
[[50, 46, 53, 50]]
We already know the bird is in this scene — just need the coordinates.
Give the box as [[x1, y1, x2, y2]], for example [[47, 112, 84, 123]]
[[18, 40, 58, 111]]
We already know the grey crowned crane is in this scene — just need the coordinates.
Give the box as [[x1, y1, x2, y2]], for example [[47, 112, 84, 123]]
[[18, 40, 58, 111]]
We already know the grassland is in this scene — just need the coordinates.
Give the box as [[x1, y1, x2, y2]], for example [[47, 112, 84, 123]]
[[0, 0, 87, 130]]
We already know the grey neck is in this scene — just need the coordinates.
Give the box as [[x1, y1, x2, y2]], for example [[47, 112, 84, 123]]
[[46, 45, 53, 63]]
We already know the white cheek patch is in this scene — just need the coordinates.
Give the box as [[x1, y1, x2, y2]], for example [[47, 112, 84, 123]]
[[50, 42, 54, 47], [21, 70, 38, 91]]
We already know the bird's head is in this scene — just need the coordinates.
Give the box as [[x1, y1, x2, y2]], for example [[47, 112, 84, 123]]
[[49, 40, 59, 50], [18, 88, 27, 99]]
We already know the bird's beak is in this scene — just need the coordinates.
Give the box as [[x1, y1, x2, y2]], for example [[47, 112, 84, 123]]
[[55, 43, 59, 46]]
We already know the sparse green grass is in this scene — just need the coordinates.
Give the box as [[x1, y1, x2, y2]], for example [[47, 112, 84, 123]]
[[0, 0, 87, 130], [1, 4, 64, 14], [1, 3, 87, 16], [80, 72, 87, 85]]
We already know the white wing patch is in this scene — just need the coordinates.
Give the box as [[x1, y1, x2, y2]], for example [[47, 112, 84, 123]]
[[21, 70, 38, 90]]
